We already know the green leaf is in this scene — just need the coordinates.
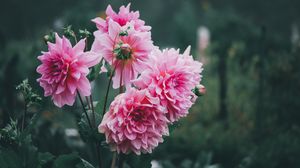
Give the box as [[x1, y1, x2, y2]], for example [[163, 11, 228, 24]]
[[78, 112, 104, 143], [169, 122, 180, 134], [105, 63, 114, 77], [76, 158, 95, 168], [53, 153, 80, 168], [79, 29, 92, 38], [0, 147, 22, 168], [94, 101, 103, 117], [53, 153, 95, 168], [38, 152, 55, 166], [16, 79, 42, 107], [78, 113, 91, 142], [124, 153, 152, 168], [87, 63, 101, 81]]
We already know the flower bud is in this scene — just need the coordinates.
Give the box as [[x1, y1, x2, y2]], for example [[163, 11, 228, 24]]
[[79, 29, 91, 38], [114, 43, 132, 60], [193, 84, 206, 96], [63, 25, 75, 39], [120, 43, 131, 55], [43, 32, 55, 44]]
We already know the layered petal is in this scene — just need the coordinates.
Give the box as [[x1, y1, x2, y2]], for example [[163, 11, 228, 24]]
[[99, 88, 169, 155], [36, 34, 101, 107], [133, 47, 203, 122]]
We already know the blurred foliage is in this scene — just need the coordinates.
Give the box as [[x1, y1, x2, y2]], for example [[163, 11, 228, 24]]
[[1, 0, 300, 168]]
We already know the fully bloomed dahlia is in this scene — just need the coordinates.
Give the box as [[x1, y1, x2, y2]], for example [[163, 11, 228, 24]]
[[133, 47, 203, 122], [37, 34, 101, 107], [92, 4, 151, 33], [92, 19, 153, 89], [99, 88, 169, 155]]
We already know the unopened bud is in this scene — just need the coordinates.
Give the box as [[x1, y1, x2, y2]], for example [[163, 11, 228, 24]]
[[63, 25, 75, 39], [114, 43, 132, 60], [43, 32, 55, 44], [120, 43, 131, 55], [79, 29, 91, 38], [193, 84, 206, 96]]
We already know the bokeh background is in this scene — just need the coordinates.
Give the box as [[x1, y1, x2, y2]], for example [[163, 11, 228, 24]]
[[1, 0, 300, 168]]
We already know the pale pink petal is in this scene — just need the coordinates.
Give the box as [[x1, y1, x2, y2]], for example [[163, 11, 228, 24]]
[[77, 77, 91, 96], [79, 51, 102, 67], [73, 38, 86, 54]]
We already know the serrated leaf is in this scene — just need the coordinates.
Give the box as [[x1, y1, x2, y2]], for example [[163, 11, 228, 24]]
[[78, 112, 104, 143], [78, 113, 91, 142]]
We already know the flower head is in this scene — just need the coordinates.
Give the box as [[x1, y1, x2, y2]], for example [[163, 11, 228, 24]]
[[92, 4, 151, 33], [99, 88, 169, 155], [37, 34, 101, 107], [133, 47, 203, 122], [92, 20, 153, 89]]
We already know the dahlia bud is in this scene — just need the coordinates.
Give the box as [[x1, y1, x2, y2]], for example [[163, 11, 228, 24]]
[[114, 43, 132, 60], [79, 29, 91, 38], [193, 84, 206, 96], [43, 32, 55, 44], [120, 43, 131, 55], [63, 25, 76, 39], [119, 30, 128, 36]]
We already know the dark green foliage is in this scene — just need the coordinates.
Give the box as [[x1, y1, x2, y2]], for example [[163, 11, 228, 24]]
[[79, 29, 92, 39], [16, 79, 42, 107], [78, 111, 103, 143], [53, 153, 95, 168], [1, 0, 300, 168], [87, 63, 102, 82]]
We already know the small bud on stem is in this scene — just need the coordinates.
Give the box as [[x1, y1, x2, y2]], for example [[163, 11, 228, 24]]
[[193, 84, 206, 96]]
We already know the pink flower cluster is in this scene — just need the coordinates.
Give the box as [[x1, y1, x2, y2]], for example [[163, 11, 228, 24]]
[[91, 4, 153, 89], [36, 4, 204, 155]]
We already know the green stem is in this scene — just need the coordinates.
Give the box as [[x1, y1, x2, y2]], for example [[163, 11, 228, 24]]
[[95, 142, 102, 168], [21, 103, 27, 131], [117, 154, 124, 168], [77, 90, 92, 129], [110, 152, 117, 168], [85, 97, 91, 110], [89, 95, 96, 127], [102, 67, 116, 116], [87, 95, 102, 168], [119, 62, 124, 94]]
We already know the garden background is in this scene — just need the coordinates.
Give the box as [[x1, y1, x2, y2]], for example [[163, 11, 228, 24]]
[[1, 0, 300, 168]]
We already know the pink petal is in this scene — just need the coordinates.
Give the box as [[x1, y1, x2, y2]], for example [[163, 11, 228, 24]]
[[79, 51, 102, 68], [73, 38, 86, 54], [77, 76, 91, 96]]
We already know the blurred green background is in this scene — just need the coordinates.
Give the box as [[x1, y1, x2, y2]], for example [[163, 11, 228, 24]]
[[1, 0, 300, 168]]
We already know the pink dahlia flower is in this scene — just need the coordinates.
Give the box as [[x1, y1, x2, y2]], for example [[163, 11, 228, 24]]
[[92, 3, 151, 33], [91, 19, 153, 89], [99, 88, 169, 155], [37, 34, 101, 107], [133, 47, 203, 122]]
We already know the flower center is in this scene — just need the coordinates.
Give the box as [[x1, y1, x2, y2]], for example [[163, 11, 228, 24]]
[[130, 109, 145, 122], [114, 43, 132, 60], [49, 57, 70, 82]]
